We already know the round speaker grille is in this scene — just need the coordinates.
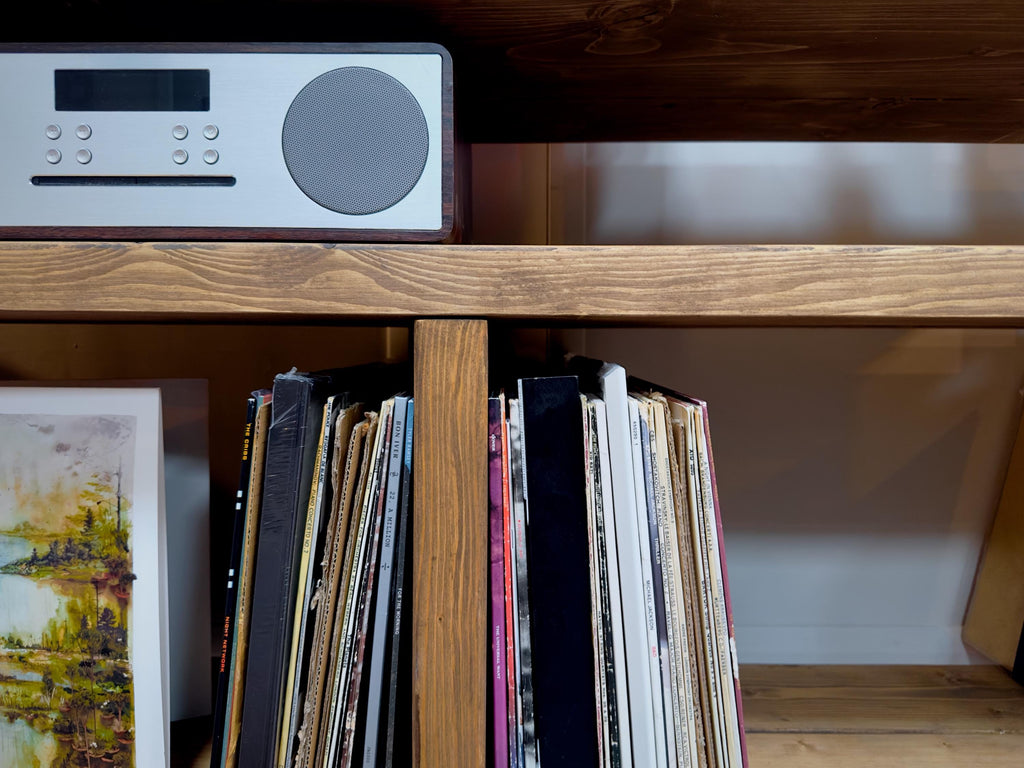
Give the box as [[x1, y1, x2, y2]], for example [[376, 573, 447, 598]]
[[282, 67, 429, 215]]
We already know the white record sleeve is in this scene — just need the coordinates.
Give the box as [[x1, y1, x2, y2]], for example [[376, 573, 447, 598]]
[[594, 398, 633, 768], [627, 397, 670, 768], [597, 364, 657, 768]]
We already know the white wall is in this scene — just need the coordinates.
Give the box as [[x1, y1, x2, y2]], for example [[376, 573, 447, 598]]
[[472, 142, 1024, 664]]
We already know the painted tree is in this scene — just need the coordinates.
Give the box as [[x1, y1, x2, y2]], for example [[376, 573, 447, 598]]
[[42, 669, 56, 707]]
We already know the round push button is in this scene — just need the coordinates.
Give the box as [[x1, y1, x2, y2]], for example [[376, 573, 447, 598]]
[[172, 125, 188, 140], [45, 149, 61, 164], [172, 149, 188, 165], [203, 149, 219, 165], [45, 124, 61, 140], [76, 148, 92, 164], [75, 124, 92, 140], [202, 124, 219, 140]]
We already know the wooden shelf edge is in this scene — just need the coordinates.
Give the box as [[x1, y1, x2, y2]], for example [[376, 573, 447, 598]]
[[3, 242, 1024, 326]]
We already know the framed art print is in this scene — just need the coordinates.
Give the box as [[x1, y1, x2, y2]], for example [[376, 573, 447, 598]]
[[0, 388, 167, 767]]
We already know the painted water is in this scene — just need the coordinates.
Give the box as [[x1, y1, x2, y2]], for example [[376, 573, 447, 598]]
[[0, 535, 72, 642], [0, 523, 137, 767], [0, 717, 58, 767], [0, 534, 61, 767]]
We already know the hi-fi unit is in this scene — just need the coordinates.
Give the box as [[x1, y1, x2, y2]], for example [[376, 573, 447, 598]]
[[0, 43, 455, 241]]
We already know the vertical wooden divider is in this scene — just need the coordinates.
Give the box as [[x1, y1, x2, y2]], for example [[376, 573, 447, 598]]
[[413, 318, 488, 768]]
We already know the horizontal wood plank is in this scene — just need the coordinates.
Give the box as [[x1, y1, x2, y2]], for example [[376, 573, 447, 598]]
[[436, 0, 1024, 142], [9, 1, 1024, 142], [742, 665, 1024, 735], [3, 242, 1024, 326], [747, 733, 1024, 768]]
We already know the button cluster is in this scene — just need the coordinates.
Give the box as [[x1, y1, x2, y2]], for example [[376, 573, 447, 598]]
[[43, 123, 221, 166], [44, 123, 93, 164], [171, 123, 220, 165]]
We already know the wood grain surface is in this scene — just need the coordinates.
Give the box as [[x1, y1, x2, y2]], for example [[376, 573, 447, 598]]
[[2, 242, 1024, 326], [964, 402, 1024, 671], [174, 665, 1024, 766], [747, 733, 1024, 768], [743, 665, 1024, 735], [7, 1, 1024, 142], [744, 665, 1024, 767], [412, 319, 487, 768]]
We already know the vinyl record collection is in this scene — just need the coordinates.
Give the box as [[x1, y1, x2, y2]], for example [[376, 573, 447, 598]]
[[489, 357, 747, 768], [210, 366, 413, 768], [208, 355, 746, 768]]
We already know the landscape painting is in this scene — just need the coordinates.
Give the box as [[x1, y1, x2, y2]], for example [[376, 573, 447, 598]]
[[0, 389, 165, 768]]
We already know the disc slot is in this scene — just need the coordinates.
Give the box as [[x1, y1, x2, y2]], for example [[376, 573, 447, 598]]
[[31, 175, 236, 187]]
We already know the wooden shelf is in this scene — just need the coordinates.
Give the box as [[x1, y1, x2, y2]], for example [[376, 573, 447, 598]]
[[8, 3, 1024, 762], [4, 244, 1022, 767], [4, 242, 1024, 326], [172, 665, 1024, 767], [743, 665, 1024, 767]]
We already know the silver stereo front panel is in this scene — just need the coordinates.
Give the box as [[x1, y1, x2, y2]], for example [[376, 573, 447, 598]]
[[0, 46, 448, 236]]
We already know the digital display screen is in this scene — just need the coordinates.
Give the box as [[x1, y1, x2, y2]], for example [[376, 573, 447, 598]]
[[55, 69, 210, 111]]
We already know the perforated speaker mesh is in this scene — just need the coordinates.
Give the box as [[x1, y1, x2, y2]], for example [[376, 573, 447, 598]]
[[282, 67, 429, 215]]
